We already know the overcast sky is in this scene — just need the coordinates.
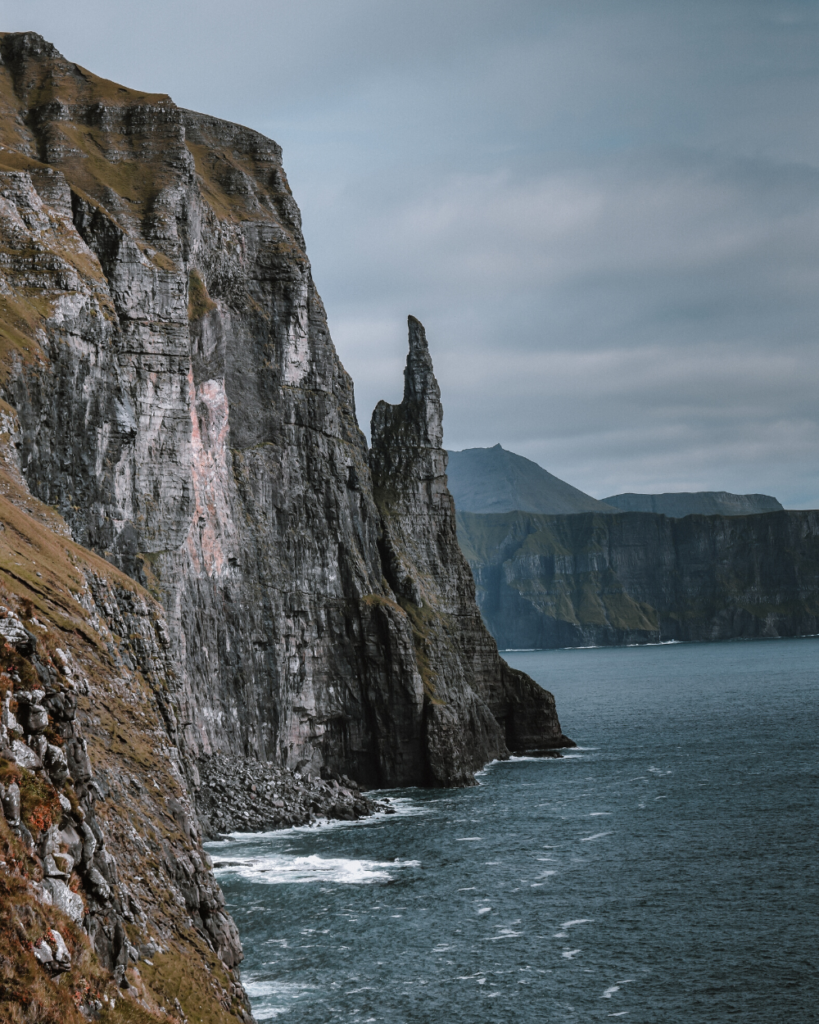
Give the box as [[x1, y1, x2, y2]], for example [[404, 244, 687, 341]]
[[8, 0, 819, 506]]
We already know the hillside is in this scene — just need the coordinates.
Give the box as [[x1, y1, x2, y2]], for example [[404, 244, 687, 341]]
[[603, 491, 784, 517], [446, 445, 618, 515]]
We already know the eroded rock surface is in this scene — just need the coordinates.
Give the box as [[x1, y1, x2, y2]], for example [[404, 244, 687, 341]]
[[0, 32, 568, 793], [0, 29, 574, 1021], [370, 317, 574, 784], [0, 461, 251, 1020]]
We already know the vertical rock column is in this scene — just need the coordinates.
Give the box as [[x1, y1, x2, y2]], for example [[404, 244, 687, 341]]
[[370, 317, 572, 786]]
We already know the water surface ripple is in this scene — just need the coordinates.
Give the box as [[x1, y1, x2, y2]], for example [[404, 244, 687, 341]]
[[208, 637, 819, 1023]]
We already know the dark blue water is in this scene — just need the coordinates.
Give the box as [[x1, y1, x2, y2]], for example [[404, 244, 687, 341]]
[[207, 638, 819, 1023]]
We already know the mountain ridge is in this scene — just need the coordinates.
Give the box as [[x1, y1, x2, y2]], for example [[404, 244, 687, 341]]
[[603, 491, 784, 517], [446, 444, 618, 515]]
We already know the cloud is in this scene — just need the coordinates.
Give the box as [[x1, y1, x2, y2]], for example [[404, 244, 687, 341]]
[[13, 0, 819, 506]]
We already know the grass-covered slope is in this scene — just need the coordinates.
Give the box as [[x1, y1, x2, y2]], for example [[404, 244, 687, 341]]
[[603, 491, 784, 517], [0, 417, 249, 1022], [457, 508, 819, 649]]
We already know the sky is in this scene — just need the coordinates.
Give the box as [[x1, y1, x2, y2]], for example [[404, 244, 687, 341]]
[[5, 0, 819, 506]]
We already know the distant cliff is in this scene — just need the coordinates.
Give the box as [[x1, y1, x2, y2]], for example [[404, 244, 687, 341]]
[[446, 445, 617, 515], [457, 509, 819, 649], [602, 491, 783, 517]]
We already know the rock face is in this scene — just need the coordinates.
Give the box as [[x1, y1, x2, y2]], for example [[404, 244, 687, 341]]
[[447, 444, 618, 515], [0, 31, 571, 1020], [456, 508, 819, 649], [602, 491, 784, 517], [0, 430, 252, 1021], [371, 319, 573, 779], [0, 33, 567, 785]]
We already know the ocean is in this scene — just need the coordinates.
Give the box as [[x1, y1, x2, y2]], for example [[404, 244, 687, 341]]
[[206, 637, 819, 1023]]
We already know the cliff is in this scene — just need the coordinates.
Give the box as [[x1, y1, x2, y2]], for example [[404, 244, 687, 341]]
[[447, 444, 618, 515], [0, 31, 569, 1019], [457, 508, 819, 649], [371, 320, 573, 779], [0, 415, 251, 1022], [602, 491, 784, 517]]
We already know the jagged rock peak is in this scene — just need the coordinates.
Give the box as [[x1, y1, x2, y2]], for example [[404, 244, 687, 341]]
[[0, 30, 63, 61], [373, 316, 443, 450], [403, 315, 443, 443]]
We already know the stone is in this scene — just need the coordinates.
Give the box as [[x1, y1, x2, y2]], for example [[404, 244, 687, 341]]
[[0, 614, 36, 655], [41, 878, 84, 923], [11, 739, 42, 770], [18, 703, 49, 734], [1, 695, 22, 735], [1, 781, 21, 824], [45, 744, 69, 784], [49, 929, 72, 971], [33, 939, 53, 967]]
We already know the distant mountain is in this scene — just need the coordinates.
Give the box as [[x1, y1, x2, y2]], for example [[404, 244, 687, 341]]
[[602, 491, 783, 517], [446, 444, 618, 515]]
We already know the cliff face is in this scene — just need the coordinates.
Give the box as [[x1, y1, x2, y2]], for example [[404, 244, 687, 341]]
[[371, 320, 572, 780], [0, 31, 566, 797], [0, 413, 250, 1022], [457, 508, 819, 649], [0, 30, 572, 1019]]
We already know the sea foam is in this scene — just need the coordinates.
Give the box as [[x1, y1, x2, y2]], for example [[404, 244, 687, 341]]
[[211, 852, 420, 885]]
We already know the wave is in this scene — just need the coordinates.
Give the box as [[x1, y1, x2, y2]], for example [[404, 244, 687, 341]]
[[502, 640, 683, 651], [210, 852, 421, 885], [554, 918, 593, 937], [243, 979, 315, 1020]]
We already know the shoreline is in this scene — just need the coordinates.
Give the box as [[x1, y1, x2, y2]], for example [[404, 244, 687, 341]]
[[195, 754, 395, 839]]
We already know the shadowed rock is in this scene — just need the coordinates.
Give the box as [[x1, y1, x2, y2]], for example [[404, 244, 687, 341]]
[[371, 318, 574, 784]]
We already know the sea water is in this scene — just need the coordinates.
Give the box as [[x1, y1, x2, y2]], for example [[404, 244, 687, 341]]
[[207, 637, 819, 1023]]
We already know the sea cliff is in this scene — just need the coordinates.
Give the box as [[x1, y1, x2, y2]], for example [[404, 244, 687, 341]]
[[457, 508, 819, 649], [0, 31, 568, 1021]]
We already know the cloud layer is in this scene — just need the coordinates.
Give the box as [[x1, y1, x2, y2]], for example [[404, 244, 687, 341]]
[[13, 0, 819, 505]]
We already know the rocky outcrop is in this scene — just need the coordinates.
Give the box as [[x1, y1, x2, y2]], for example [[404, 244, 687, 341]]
[[196, 755, 394, 837], [0, 32, 568, 796], [370, 318, 573, 781], [457, 508, 819, 649], [0, 433, 252, 1021]]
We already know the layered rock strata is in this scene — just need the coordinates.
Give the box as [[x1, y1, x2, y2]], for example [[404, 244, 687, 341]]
[[0, 32, 567, 796], [0, 30, 572, 1019], [370, 318, 574, 781], [457, 508, 819, 649]]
